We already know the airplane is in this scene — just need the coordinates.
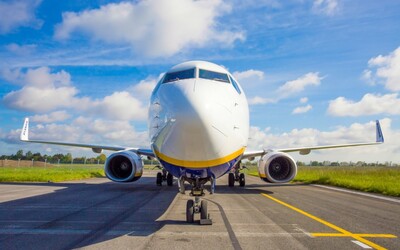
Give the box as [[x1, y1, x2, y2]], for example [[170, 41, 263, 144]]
[[20, 60, 384, 224]]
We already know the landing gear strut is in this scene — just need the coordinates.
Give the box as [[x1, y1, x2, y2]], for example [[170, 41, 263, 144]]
[[184, 177, 213, 225], [155, 166, 174, 186]]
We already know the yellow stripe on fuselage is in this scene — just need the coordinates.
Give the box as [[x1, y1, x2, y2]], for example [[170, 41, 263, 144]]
[[154, 147, 245, 168]]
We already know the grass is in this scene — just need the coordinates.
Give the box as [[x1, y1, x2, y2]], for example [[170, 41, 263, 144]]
[[248, 166, 400, 197], [0, 165, 105, 182], [2, 164, 400, 197]]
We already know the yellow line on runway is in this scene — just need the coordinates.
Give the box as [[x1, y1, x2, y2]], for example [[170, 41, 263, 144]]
[[261, 193, 397, 250], [311, 233, 397, 238]]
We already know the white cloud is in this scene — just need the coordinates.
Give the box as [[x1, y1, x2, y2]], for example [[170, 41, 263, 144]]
[[5, 43, 37, 55], [2, 67, 78, 112], [362, 47, 400, 92], [1, 66, 152, 121], [300, 97, 308, 103], [328, 93, 400, 117], [90, 91, 147, 121], [233, 69, 264, 83], [3, 117, 149, 155], [277, 72, 322, 98], [128, 75, 162, 101], [248, 118, 399, 163], [54, 0, 245, 57], [31, 111, 71, 123], [312, 0, 339, 16], [0, 0, 42, 34], [246, 72, 321, 106], [292, 104, 312, 114], [248, 96, 274, 105]]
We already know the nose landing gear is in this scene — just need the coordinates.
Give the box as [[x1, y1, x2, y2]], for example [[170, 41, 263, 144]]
[[184, 176, 213, 225]]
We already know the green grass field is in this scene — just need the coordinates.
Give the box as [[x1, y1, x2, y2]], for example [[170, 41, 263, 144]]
[[0, 165, 105, 182], [1, 164, 399, 197], [248, 166, 400, 197]]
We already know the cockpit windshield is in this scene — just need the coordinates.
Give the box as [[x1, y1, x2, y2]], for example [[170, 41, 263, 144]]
[[199, 69, 230, 83], [163, 68, 195, 83]]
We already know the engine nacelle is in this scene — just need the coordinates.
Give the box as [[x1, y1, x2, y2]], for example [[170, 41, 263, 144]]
[[105, 151, 143, 182], [258, 152, 297, 183]]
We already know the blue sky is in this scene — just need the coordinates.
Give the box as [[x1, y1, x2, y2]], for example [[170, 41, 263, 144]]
[[1, 0, 400, 163]]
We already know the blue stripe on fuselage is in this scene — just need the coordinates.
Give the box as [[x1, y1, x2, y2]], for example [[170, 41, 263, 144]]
[[159, 156, 241, 179]]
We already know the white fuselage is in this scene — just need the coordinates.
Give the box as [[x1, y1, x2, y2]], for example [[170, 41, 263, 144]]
[[148, 61, 249, 179]]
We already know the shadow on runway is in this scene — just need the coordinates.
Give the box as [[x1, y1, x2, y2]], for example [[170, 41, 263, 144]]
[[0, 177, 180, 249]]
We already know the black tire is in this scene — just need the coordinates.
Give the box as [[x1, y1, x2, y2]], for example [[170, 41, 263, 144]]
[[186, 200, 194, 223], [200, 200, 208, 220], [228, 173, 235, 187], [239, 173, 245, 187], [167, 173, 173, 186], [156, 172, 162, 186]]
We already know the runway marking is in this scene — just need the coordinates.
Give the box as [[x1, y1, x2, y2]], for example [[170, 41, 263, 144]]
[[352, 240, 373, 249], [261, 193, 397, 250]]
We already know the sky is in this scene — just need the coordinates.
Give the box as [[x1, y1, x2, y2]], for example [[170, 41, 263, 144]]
[[0, 0, 400, 163]]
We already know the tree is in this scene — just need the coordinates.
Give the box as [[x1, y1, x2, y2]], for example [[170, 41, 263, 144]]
[[97, 154, 107, 164]]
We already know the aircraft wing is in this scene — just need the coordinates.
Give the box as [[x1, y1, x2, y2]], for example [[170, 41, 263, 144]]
[[19, 118, 155, 158], [242, 120, 384, 159]]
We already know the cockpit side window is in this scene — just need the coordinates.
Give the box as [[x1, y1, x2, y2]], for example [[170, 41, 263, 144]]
[[228, 75, 242, 94], [163, 68, 195, 83], [199, 69, 230, 83]]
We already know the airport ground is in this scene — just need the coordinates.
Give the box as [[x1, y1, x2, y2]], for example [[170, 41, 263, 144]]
[[0, 171, 399, 250]]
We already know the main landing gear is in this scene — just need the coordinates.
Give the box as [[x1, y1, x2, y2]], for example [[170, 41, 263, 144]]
[[228, 164, 246, 187], [184, 176, 213, 225], [155, 167, 173, 186]]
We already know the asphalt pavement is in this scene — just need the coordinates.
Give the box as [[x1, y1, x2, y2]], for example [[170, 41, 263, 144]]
[[0, 171, 398, 250]]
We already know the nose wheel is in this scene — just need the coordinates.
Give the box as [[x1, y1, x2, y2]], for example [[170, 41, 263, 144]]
[[186, 197, 211, 225], [184, 176, 213, 225]]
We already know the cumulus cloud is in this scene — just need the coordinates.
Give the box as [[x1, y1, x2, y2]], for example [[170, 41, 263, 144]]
[[362, 47, 400, 92], [248, 96, 274, 105], [249, 72, 323, 105], [277, 72, 322, 98], [4, 116, 149, 154], [0, 0, 42, 34], [248, 118, 398, 163], [1, 67, 150, 121], [300, 97, 308, 103], [312, 0, 339, 16], [54, 0, 245, 57], [328, 93, 400, 117], [90, 91, 147, 121], [2, 67, 78, 112], [233, 69, 264, 83], [292, 104, 312, 114], [31, 111, 71, 123]]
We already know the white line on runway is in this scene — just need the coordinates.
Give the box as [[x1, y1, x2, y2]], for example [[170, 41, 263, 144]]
[[312, 184, 400, 204], [351, 240, 373, 249]]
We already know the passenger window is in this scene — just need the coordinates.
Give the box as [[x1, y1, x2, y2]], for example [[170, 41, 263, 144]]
[[163, 68, 195, 83], [229, 75, 242, 94], [199, 69, 230, 83]]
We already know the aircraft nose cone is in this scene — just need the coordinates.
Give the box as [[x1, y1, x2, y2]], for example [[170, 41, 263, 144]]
[[152, 81, 231, 162]]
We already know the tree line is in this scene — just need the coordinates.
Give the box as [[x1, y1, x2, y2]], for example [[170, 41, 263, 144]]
[[0, 150, 107, 164]]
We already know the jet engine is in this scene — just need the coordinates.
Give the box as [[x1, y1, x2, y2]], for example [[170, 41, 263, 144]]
[[258, 152, 297, 183], [105, 150, 143, 182]]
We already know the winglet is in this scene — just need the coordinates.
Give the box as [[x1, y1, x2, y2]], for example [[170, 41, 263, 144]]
[[20, 118, 29, 141], [376, 120, 384, 143]]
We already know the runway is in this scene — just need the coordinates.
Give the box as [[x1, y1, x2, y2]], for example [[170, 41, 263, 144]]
[[0, 171, 399, 250]]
